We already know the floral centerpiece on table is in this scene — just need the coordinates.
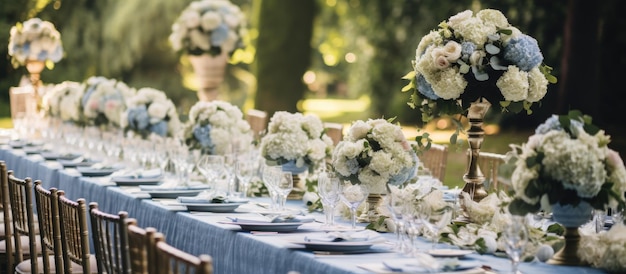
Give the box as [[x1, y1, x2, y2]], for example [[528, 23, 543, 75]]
[[8, 18, 64, 67], [182, 100, 253, 154], [402, 9, 557, 142], [169, 0, 246, 56], [120, 87, 180, 138], [259, 111, 333, 172], [42, 81, 86, 124], [81, 76, 135, 127], [331, 118, 417, 194], [579, 223, 626, 273], [505, 110, 626, 216]]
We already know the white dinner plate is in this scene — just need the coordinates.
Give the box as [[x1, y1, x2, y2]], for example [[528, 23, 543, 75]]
[[221, 221, 305, 232], [145, 189, 206, 199], [182, 202, 247, 213], [291, 240, 374, 252], [427, 249, 474, 258], [76, 166, 119, 177], [59, 158, 98, 168], [111, 176, 163, 186], [41, 152, 81, 161]]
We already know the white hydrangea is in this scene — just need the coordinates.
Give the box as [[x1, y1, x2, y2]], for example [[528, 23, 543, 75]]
[[526, 67, 549, 102], [497, 66, 529, 101]]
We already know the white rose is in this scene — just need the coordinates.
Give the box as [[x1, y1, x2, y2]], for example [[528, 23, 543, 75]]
[[201, 11, 222, 31], [348, 120, 370, 140], [447, 10, 473, 30], [442, 41, 462, 61]]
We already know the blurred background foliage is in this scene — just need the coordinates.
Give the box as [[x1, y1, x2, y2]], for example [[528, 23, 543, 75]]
[[1, 0, 625, 155]]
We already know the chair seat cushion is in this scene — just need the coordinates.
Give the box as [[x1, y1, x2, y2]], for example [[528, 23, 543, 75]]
[[15, 255, 98, 274], [0, 235, 42, 254]]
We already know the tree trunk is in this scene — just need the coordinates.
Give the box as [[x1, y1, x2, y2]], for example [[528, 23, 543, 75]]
[[253, 0, 316, 117]]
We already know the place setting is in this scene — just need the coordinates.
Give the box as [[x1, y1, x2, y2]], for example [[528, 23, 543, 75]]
[[110, 168, 164, 186], [289, 229, 387, 254]]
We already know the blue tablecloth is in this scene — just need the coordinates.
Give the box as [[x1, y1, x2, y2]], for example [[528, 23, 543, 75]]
[[1, 145, 608, 274]]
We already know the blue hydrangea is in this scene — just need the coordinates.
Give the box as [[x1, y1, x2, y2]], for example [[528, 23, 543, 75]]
[[503, 34, 543, 71], [388, 152, 418, 185], [211, 24, 230, 47], [193, 124, 213, 149], [461, 42, 476, 60], [416, 74, 439, 100], [127, 105, 150, 130], [150, 121, 168, 136], [535, 115, 583, 135]]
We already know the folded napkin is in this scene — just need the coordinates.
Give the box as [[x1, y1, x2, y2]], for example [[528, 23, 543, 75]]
[[139, 184, 209, 191], [383, 255, 471, 273], [304, 230, 384, 242], [228, 215, 315, 224], [116, 168, 162, 179]]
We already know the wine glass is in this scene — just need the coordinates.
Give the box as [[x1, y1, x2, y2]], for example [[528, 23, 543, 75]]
[[196, 155, 225, 197], [339, 183, 369, 229], [261, 164, 282, 210], [424, 205, 453, 250], [317, 172, 340, 227], [503, 214, 528, 274], [276, 171, 294, 211], [234, 158, 256, 199], [386, 184, 406, 251]]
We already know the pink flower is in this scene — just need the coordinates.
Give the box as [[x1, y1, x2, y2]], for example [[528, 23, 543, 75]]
[[607, 149, 624, 170]]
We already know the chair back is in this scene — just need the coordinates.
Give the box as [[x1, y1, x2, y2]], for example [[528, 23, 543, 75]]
[[420, 143, 448, 182], [476, 151, 507, 191], [153, 233, 213, 274], [324, 122, 344, 146], [89, 202, 131, 274], [57, 191, 91, 274], [1, 161, 14, 273], [34, 181, 64, 274], [7, 170, 38, 273], [246, 109, 268, 140], [125, 220, 157, 274]]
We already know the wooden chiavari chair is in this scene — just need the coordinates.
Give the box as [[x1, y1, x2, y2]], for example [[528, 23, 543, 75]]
[[153, 234, 213, 274], [476, 151, 507, 191], [5, 171, 39, 274], [420, 143, 449, 182], [57, 192, 98, 273], [89, 203, 131, 274], [125, 220, 157, 274], [0, 161, 14, 273]]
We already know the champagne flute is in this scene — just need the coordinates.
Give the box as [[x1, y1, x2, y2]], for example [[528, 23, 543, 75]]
[[276, 171, 293, 212], [504, 214, 528, 274], [317, 172, 340, 227], [339, 183, 369, 229]]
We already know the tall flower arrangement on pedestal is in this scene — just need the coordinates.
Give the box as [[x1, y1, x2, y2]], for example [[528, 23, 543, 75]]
[[121, 88, 180, 138], [259, 111, 333, 172], [506, 111, 626, 215], [81, 76, 135, 128], [182, 100, 253, 154], [169, 0, 246, 56], [331, 118, 417, 194], [402, 9, 557, 142], [8, 18, 63, 68], [42, 81, 86, 125]]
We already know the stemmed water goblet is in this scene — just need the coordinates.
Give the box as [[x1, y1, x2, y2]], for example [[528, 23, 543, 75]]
[[196, 155, 225, 197], [339, 183, 369, 229], [317, 171, 340, 227], [276, 171, 294, 212], [386, 184, 406, 251], [234, 157, 256, 199], [261, 164, 282, 210], [503, 214, 528, 274], [424, 205, 453, 250]]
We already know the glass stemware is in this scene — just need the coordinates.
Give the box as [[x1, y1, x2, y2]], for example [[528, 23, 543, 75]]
[[339, 183, 369, 229], [196, 155, 225, 197], [424, 205, 453, 250], [386, 184, 406, 251], [317, 172, 340, 227], [234, 157, 256, 199], [503, 214, 529, 274], [261, 164, 282, 210], [276, 171, 294, 211]]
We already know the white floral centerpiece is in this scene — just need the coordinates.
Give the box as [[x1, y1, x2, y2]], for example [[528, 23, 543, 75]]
[[259, 111, 333, 172], [169, 0, 246, 56], [402, 9, 557, 140], [579, 223, 626, 272], [8, 18, 64, 67], [121, 87, 181, 138], [82, 76, 135, 127], [182, 100, 253, 154], [42, 81, 86, 124], [506, 110, 626, 215], [331, 118, 417, 194]]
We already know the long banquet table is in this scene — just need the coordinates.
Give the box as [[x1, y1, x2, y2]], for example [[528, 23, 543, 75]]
[[1, 145, 608, 274]]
